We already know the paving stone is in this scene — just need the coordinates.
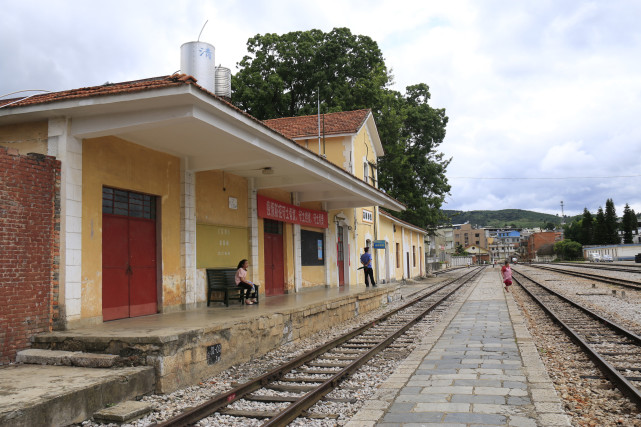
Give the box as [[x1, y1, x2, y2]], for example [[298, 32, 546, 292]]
[[382, 412, 443, 423], [398, 386, 422, 395], [395, 394, 450, 404], [507, 396, 532, 405], [387, 402, 415, 413], [443, 412, 507, 424], [507, 415, 538, 426], [451, 394, 506, 404], [413, 402, 470, 412]]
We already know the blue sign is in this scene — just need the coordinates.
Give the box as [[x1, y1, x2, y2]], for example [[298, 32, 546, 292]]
[[372, 240, 386, 249]]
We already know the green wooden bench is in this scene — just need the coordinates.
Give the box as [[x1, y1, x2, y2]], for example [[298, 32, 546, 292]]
[[206, 268, 259, 307]]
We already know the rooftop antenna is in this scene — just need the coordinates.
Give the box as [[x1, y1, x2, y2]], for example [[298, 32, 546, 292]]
[[317, 89, 321, 155], [198, 20, 208, 42]]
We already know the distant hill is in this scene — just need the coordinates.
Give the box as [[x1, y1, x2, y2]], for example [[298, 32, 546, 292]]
[[441, 209, 578, 229]]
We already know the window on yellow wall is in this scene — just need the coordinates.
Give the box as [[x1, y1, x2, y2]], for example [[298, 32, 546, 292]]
[[396, 243, 400, 268], [363, 162, 369, 182], [413, 245, 416, 267]]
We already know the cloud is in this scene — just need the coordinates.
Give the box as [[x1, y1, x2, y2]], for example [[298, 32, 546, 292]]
[[2, 0, 641, 218]]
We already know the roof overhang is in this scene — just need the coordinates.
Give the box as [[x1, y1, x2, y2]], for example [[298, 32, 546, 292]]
[[0, 85, 403, 211]]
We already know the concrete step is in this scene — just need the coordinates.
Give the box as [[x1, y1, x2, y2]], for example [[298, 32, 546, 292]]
[[16, 349, 118, 368], [0, 364, 155, 427]]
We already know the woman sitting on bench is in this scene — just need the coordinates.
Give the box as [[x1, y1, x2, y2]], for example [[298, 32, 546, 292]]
[[235, 259, 257, 305]]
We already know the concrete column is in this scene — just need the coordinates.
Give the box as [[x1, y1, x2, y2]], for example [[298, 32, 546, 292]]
[[292, 193, 302, 292], [180, 160, 197, 308], [248, 179, 259, 285], [323, 203, 331, 288], [48, 118, 82, 325]]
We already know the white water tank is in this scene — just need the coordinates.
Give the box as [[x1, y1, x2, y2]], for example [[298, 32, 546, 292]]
[[180, 41, 216, 93], [214, 66, 232, 98]]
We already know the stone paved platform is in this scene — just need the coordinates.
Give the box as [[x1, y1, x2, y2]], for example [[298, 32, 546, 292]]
[[346, 268, 572, 427]]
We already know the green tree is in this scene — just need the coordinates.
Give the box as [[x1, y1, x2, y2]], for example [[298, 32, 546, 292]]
[[454, 243, 467, 255], [554, 239, 583, 260], [544, 222, 555, 231], [604, 199, 619, 244], [580, 208, 594, 245], [563, 219, 581, 242], [594, 207, 607, 244], [622, 203, 637, 244], [231, 28, 451, 229]]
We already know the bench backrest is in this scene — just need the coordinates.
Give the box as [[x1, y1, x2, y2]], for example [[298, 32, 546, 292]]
[[206, 268, 237, 287]]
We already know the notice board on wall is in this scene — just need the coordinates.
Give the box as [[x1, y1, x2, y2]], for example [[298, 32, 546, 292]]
[[301, 229, 325, 266], [196, 224, 248, 268]]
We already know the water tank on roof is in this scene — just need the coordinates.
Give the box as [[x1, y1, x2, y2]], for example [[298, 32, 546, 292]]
[[214, 66, 232, 99], [180, 41, 215, 93]]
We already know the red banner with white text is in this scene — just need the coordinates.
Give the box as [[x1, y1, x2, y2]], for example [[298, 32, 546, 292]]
[[257, 195, 328, 228]]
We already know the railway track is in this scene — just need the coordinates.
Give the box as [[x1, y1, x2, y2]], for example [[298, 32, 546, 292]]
[[156, 267, 485, 426], [513, 269, 641, 408], [527, 264, 641, 290], [542, 262, 641, 275]]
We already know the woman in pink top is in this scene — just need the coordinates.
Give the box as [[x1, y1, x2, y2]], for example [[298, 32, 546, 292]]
[[501, 260, 513, 292], [235, 259, 257, 304]]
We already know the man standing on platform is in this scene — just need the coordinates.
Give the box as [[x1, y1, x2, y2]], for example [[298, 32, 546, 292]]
[[360, 247, 376, 287]]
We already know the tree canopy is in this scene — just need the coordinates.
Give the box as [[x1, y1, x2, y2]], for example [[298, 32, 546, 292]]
[[232, 27, 451, 229]]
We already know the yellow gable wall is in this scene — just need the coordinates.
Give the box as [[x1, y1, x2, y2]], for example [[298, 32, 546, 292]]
[[82, 136, 181, 320], [0, 121, 48, 155], [195, 171, 249, 269]]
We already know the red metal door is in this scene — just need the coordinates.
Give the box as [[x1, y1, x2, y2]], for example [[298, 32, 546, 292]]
[[102, 188, 157, 321], [128, 217, 157, 317], [264, 220, 284, 296], [102, 215, 130, 321], [337, 225, 345, 286]]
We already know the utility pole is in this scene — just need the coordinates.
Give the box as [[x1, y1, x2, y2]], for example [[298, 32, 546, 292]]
[[560, 201, 565, 225]]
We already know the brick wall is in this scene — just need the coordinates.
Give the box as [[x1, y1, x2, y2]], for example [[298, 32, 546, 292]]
[[0, 146, 60, 364]]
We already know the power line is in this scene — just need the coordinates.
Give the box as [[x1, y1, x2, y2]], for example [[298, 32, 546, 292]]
[[449, 174, 641, 180]]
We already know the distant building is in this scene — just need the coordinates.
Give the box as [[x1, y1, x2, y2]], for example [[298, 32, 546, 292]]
[[526, 231, 563, 261], [453, 223, 488, 252], [486, 228, 521, 261]]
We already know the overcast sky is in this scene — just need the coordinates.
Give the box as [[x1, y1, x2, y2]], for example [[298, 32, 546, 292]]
[[2, 0, 640, 218]]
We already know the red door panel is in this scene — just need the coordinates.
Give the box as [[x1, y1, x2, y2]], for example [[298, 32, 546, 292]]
[[264, 232, 284, 296], [128, 218, 157, 316], [103, 215, 130, 321], [271, 234, 284, 295]]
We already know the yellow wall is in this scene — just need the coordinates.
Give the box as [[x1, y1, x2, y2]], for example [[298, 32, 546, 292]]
[[195, 171, 247, 227], [0, 121, 48, 155], [322, 136, 351, 172], [82, 136, 181, 320], [195, 171, 249, 269]]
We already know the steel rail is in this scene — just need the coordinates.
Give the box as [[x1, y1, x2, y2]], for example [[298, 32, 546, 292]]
[[528, 264, 641, 290], [542, 262, 641, 274], [155, 267, 484, 427], [513, 269, 641, 408]]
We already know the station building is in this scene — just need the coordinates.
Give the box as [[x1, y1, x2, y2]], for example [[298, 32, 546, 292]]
[[0, 71, 427, 360]]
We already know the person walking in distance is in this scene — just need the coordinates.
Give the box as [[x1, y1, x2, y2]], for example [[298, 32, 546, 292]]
[[360, 247, 376, 287], [501, 260, 512, 292]]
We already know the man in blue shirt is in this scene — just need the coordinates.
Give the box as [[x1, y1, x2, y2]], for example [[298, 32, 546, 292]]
[[360, 247, 376, 287]]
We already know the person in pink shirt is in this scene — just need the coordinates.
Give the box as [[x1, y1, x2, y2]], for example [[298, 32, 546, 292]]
[[501, 260, 513, 292], [235, 259, 257, 305]]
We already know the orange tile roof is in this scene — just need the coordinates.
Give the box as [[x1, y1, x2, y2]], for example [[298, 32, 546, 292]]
[[263, 109, 371, 139], [0, 75, 403, 209], [0, 74, 198, 109], [380, 209, 428, 233]]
